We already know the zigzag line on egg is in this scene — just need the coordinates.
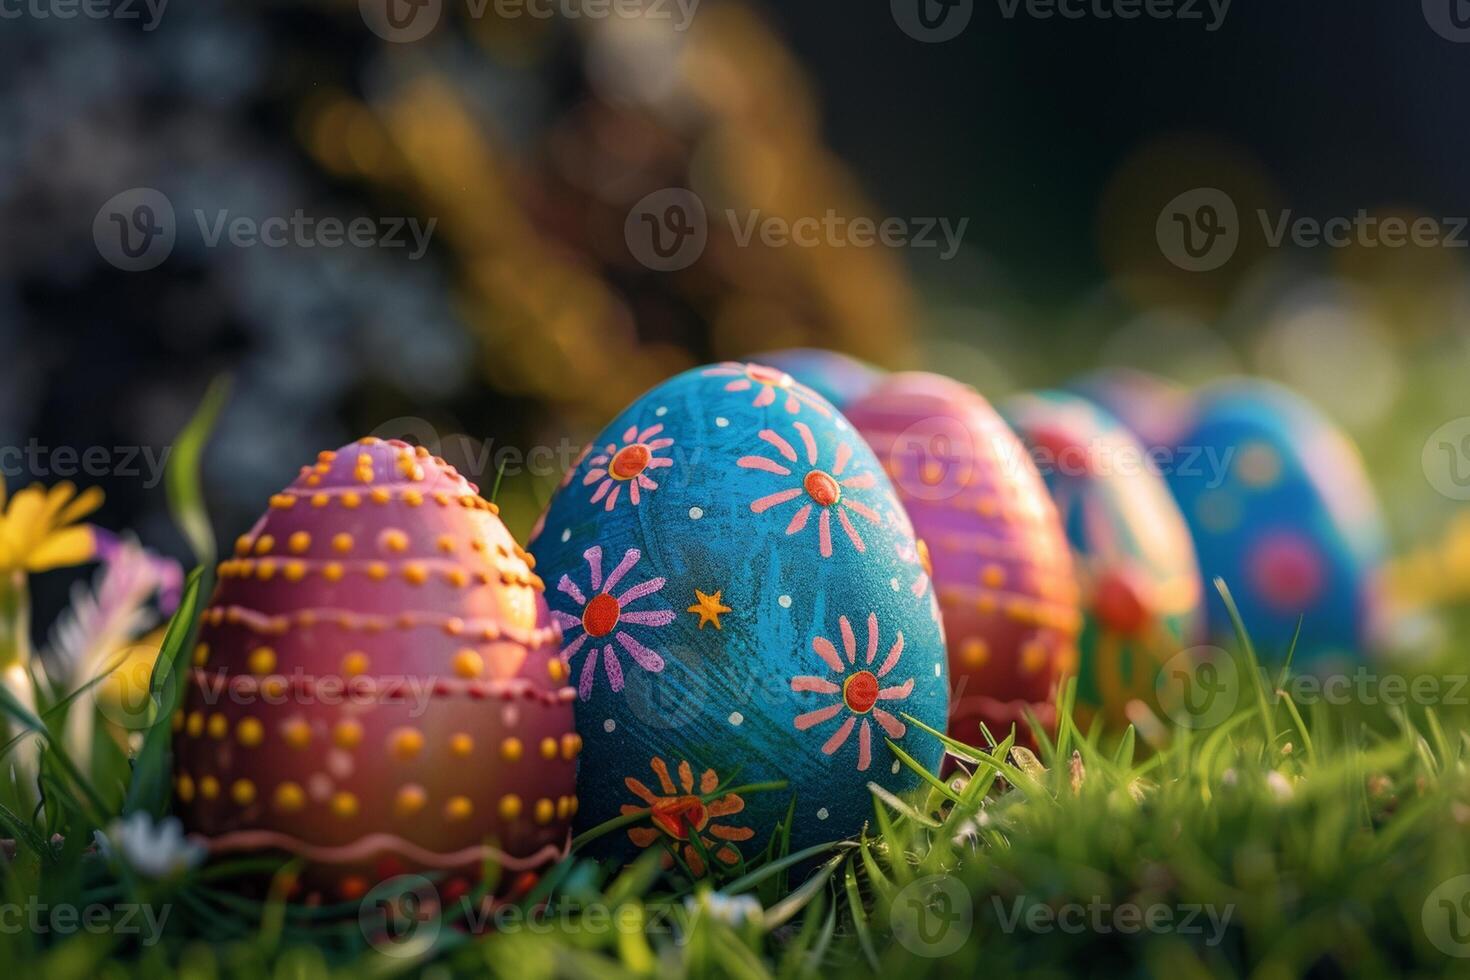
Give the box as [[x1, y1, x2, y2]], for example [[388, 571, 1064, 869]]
[[188, 667, 576, 704], [197, 603, 564, 648], [196, 829, 569, 870]]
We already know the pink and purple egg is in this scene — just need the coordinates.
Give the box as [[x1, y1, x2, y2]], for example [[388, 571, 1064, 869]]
[[845, 373, 1082, 745]]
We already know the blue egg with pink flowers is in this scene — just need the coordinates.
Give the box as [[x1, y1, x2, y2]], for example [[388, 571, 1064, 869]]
[[528, 362, 948, 872]]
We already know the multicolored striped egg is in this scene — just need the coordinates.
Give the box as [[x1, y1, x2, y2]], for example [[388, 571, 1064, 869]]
[[752, 348, 885, 411], [1068, 368, 1194, 451], [845, 373, 1081, 745], [173, 438, 576, 901], [1003, 390, 1203, 726], [529, 362, 948, 873], [1165, 380, 1387, 666]]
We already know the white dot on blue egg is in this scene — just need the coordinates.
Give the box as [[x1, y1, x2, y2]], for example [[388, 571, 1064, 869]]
[[891, 759, 902, 775], [890, 578, 900, 591], [728, 711, 743, 726], [715, 416, 729, 428], [816, 807, 829, 820], [655, 406, 668, 417], [689, 506, 704, 520], [778, 594, 792, 608], [560, 528, 571, 543], [603, 718, 616, 733], [934, 663, 942, 677]]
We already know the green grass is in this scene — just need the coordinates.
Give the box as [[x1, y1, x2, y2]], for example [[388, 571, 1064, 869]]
[[5, 585, 1470, 978]]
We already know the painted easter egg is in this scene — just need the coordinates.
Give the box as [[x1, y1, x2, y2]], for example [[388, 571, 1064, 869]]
[[1002, 390, 1203, 725], [844, 373, 1081, 745], [1165, 380, 1387, 665], [752, 349, 885, 411], [1069, 368, 1195, 450], [173, 438, 577, 902], [528, 361, 948, 873]]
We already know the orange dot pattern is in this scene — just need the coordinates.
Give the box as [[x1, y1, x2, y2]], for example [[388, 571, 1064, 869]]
[[174, 437, 578, 900], [847, 378, 1083, 742]]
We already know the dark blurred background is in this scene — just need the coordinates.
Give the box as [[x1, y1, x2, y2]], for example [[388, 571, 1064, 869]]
[[5, 0, 1469, 621]]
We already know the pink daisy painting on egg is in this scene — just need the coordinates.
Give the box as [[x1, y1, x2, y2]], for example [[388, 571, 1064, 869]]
[[584, 424, 674, 511], [737, 421, 880, 558], [552, 546, 675, 700], [703, 362, 832, 416], [791, 612, 915, 772]]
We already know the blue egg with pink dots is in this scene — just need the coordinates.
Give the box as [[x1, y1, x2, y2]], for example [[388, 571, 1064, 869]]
[[751, 348, 885, 412], [528, 361, 948, 872], [1166, 380, 1387, 667]]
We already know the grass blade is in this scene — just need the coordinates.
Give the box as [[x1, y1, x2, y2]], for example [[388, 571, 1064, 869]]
[[166, 376, 229, 568]]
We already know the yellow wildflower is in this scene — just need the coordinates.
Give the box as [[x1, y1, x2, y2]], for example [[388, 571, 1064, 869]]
[[0, 480, 103, 574]]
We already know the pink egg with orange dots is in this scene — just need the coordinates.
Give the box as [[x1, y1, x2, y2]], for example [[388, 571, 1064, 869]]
[[172, 437, 577, 903], [844, 373, 1082, 744]]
